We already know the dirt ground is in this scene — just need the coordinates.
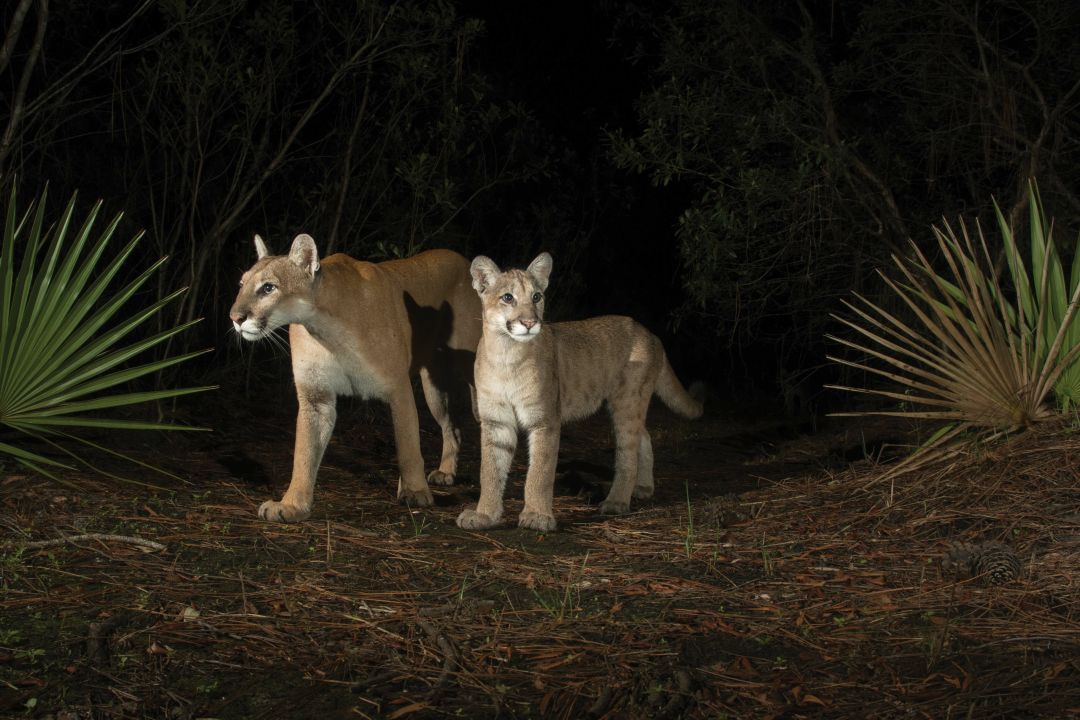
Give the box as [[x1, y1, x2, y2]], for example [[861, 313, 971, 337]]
[[1, 384, 1078, 719]]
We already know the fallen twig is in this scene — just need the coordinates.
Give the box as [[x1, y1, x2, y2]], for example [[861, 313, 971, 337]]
[[417, 618, 458, 696], [3, 533, 166, 552]]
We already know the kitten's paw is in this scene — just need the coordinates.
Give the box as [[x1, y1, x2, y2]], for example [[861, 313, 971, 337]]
[[599, 500, 630, 515], [426, 469, 455, 486], [397, 477, 435, 507], [518, 510, 557, 532], [258, 500, 311, 523], [457, 508, 499, 530], [632, 485, 654, 500]]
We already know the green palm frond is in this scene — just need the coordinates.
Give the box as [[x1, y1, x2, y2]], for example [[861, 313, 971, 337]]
[[0, 184, 215, 476], [827, 180, 1080, 476]]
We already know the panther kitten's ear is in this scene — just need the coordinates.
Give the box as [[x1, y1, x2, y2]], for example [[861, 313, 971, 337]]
[[471, 255, 501, 294], [288, 234, 321, 277], [527, 252, 553, 292], [254, 234, 271, 259]]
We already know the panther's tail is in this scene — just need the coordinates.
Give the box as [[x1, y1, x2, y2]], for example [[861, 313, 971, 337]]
[[655, 353, 704, 419]]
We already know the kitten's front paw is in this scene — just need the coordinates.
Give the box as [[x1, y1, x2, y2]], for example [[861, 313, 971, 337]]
[[397, 477, 435, 506], [599, 500, 630, 515], [518, 510, 557, 532], [457, 508, 499, 530], [258, 500, 311, 523], [427, 469, 455, 486]]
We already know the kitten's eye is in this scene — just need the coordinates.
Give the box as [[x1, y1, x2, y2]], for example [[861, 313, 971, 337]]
[[500, 293, 514, 303], [259, 282, 276, 295], [531, 292, 543, 304]]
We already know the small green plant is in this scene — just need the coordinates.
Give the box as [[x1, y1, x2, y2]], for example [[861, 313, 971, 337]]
[[758, 531, 776, 576], [196, 678, 220, 695], [531, 553, 589, 621], [0, 628, 23, 645], [14, 647, 45, 664], [0, 185, 214, 479], [407, 509, 430, 537], [457, 570, 470, 602], [705, 519, 726, 575], [760, 546, 774, 577]]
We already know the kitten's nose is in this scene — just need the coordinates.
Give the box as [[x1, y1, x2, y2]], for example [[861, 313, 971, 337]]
[[520, 318, 536, 329]]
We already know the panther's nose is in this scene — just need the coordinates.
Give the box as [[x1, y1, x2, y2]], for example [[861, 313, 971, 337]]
[[229, 311, 246, 325]]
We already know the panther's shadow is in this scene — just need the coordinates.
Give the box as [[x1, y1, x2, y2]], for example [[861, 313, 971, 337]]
[[554, 459, 613, 501], [403, 292, 478, 422], [215, 449, 275, 490]]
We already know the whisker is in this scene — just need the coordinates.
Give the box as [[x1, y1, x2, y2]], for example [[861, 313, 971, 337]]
[[222, 326, 246, 356], [266, 327, 291, 358]]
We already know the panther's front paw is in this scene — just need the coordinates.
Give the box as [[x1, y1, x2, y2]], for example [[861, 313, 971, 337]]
[[599, 499, 630, 515], [258, 500, 311, 523], [427, 469, 455, 486], [397, 477, 435, 506], [632, 484, 654, 500], [457, 508, 499, 530], [518, 510, 557, 532]]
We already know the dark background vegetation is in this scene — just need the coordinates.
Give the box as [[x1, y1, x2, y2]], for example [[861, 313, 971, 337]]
[[3, 0, 1079, 412]]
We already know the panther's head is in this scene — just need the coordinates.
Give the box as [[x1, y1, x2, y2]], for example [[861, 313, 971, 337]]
[[469, 253, 552, 343], [229, 234, 321, 340]]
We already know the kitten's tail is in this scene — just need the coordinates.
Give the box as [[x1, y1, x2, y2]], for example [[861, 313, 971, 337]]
[[655, 353, 705, 419]]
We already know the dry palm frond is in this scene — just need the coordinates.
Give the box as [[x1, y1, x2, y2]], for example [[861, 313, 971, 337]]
[[827, 181, 1080, 479]]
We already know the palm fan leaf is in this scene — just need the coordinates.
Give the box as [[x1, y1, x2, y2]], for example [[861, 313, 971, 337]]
[[827, 180, 1080, 479], [0, 185, 215, 476]]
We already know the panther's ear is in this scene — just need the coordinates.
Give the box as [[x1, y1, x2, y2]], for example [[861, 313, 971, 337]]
[[527, 252, 553, 292], [288, 234, 320, 277], [254, 234, 270, 259], [470, 255, 501, 294]]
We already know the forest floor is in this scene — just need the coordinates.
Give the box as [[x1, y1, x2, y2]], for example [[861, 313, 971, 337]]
[[1, 384, 1079, 719]]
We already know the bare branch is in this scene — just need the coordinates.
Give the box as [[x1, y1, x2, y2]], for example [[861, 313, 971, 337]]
[[0, 0, 47, 172], [4, 533, 166, 552], [0, 0, 35, 75]]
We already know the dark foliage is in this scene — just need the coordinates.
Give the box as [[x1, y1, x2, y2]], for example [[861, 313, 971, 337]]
[[609, 0, 1080, 400], [2, 0, 1078, 404]]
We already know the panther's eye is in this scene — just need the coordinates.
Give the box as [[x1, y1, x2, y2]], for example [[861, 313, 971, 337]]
[[500, 292, 514, 303], [259, 282, 276, 295], [531, 292, 543, 304]]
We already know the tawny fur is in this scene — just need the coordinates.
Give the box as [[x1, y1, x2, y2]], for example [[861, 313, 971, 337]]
[[229, 234, 481, 522], [456, 252, 702, 532]]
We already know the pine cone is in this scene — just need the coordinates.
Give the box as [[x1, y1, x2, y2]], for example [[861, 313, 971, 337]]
[[941, 540, 1021, 585], [973, 541, 1022, 585]]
